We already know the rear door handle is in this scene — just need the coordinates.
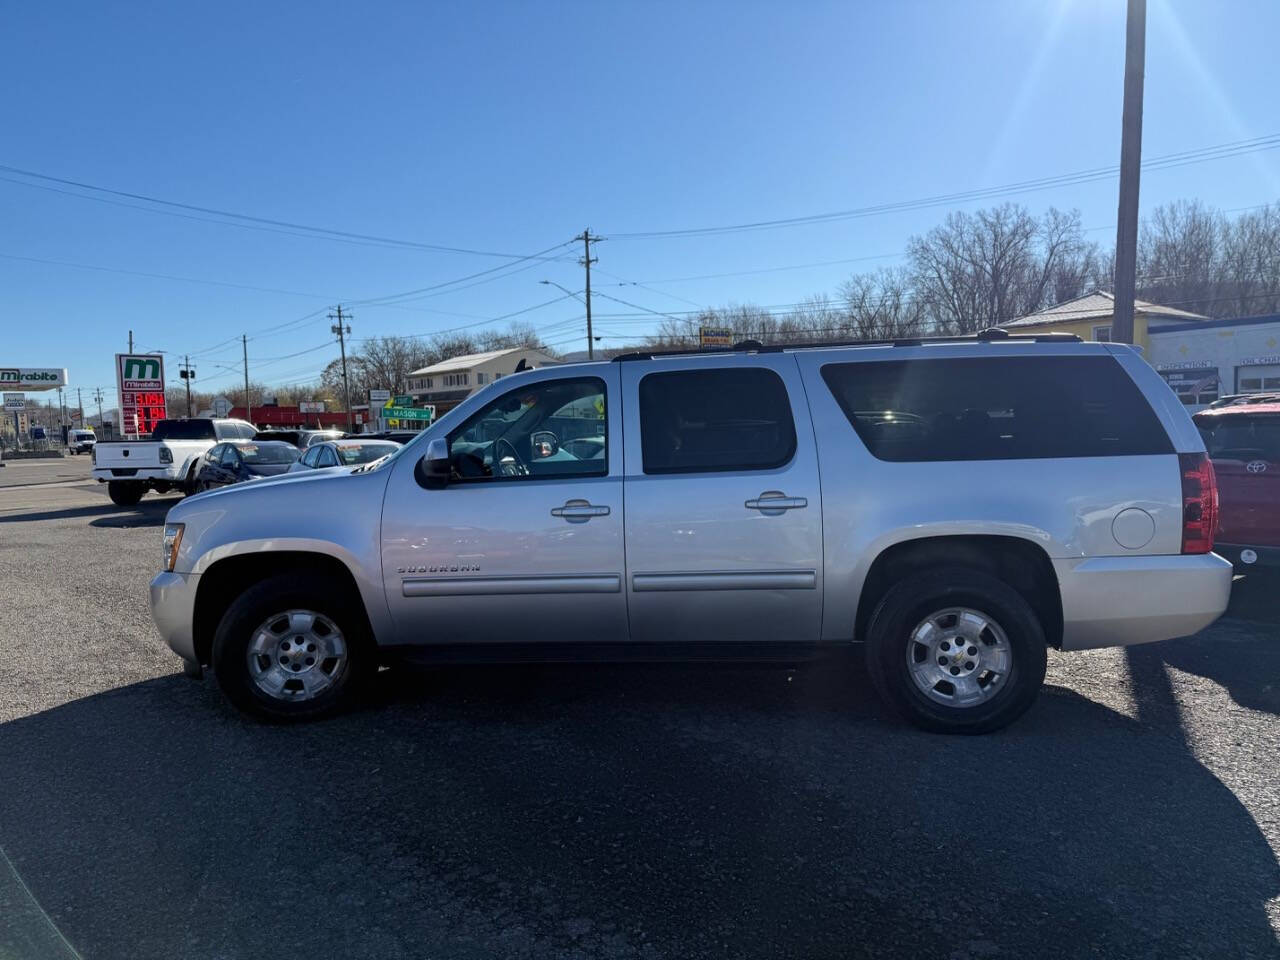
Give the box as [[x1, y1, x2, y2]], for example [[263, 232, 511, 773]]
[[551, 499, 611, 523], [745, 491, 808, 514]]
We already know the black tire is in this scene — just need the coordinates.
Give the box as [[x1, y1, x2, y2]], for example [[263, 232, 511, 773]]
[[865, 566, 1047, 734], [107, 481, 145, 506], [212, 572, 374, 721], [183, 463, 200, 496]]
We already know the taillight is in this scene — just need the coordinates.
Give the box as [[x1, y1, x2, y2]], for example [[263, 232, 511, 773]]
[[1179, 452, 1218, 555]]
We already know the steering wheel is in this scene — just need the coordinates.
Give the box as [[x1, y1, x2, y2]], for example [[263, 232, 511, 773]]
[[493, 437, 529, 477]]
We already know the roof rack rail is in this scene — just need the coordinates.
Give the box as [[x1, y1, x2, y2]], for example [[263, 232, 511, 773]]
[[611, 330, 1081, 362]]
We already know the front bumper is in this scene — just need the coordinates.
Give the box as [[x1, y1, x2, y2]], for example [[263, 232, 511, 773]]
[[1215, 543, 1280, 570], [150, 571, 200, 663], [1055, 553, 1234, 651]]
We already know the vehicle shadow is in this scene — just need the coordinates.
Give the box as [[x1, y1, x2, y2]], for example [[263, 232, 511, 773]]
[[1147, 572, 1280, 717], [0, 498, 180, 526], [0, 662, 1275, 959]]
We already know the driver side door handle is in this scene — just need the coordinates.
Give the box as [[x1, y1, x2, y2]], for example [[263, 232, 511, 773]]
[[551, 499, 611, 523]]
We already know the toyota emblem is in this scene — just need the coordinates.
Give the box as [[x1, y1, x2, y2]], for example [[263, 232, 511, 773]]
[[1246, 460, 1268, 474]]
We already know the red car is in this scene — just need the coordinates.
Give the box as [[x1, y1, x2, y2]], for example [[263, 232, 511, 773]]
[[1194, 402, 1280, 570]]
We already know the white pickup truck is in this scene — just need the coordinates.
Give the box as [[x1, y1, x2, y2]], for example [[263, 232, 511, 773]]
[[92, 418, 258, 505]]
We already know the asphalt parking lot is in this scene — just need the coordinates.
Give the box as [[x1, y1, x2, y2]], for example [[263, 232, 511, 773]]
[[1, 458, 1278, 959]]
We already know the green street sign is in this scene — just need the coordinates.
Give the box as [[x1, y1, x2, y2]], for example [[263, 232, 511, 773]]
[[393, 394, 413, 406], [384, 406, 433, 421]]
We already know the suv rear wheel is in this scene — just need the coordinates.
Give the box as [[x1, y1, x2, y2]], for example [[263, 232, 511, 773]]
[[211, 572, 373, 721], [865, 567, 1047, 734]]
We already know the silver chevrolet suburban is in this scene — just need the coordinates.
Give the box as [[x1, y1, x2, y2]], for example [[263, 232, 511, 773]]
[[150, 334, 1232, 732]]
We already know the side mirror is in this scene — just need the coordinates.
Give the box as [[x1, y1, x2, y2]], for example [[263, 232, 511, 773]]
[[417, 437, 450, 489]]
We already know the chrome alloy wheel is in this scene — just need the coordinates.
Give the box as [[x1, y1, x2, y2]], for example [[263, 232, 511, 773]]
[[246, 609, 348, 701], [906, 607, 1012, 707]]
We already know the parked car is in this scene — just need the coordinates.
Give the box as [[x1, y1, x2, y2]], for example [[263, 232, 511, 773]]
[[92, 418, 258, 505], [252, 429, 347, 449], [1207, 393, 1280, 409], [191, 440, 300, 491], [1194, 401, 1280, 570], [67, 428, 96, 454], [151, 335, 1231, 731], [288, 439, 402, 472]]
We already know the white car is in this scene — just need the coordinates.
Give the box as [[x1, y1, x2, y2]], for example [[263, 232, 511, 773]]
[[67, 429, 96, 454], [288, 439, 401, 472], [92, 418, 257, 505]]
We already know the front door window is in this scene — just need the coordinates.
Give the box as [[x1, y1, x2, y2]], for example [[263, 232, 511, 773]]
[[447, 377, 607, 481]]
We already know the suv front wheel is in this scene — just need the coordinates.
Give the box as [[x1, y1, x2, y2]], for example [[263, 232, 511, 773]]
[[865, 567, 1047, 734], [212, 572, 373, 721]]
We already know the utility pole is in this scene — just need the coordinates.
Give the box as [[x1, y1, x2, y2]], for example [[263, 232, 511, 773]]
[[330, 306, 353, 431], [242, 334, 252, 424], [1111, 0, 1146, 345], [128, 330, 134, 353], [179, 355, 196, 417], [579, 230, 602, 359], [76, 387, 84, 426], [92, 388, 105, 429]]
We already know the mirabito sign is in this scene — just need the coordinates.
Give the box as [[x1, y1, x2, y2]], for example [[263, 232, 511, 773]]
[[116, 354, 168, 438], [0, 367, 67, 391]]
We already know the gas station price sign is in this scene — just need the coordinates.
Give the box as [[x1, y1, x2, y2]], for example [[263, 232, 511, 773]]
[[116, 354, 168, 437]]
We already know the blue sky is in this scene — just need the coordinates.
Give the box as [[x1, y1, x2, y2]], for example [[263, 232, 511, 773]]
[[3, 0, 1278, 400]]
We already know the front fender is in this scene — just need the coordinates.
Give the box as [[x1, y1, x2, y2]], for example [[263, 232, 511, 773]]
[[167, 469, 394, 644]]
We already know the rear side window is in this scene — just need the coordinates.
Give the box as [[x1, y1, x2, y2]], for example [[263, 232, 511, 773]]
[[821, 356, 1173, 462], [639, 367, 797, 474]]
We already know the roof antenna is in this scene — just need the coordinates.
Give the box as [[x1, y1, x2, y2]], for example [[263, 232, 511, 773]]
[[514, 359, 529, 372]]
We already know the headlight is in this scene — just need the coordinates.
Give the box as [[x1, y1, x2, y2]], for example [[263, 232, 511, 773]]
[[159, 447, 173, 464], [162, 523, 184, 572]]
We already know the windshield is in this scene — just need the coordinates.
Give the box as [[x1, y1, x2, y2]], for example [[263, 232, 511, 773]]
[[335, 442, 400, 465], [234, 442, 300, 464], [152, 420, 216, 441], [1196, 414, 1280, 461]]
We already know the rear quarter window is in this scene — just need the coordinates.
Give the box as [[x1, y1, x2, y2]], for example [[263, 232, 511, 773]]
[[821, 355, 1173, 462]]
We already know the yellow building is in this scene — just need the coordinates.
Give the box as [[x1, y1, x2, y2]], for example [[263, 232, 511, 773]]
[[1001, 290, 1205, 353]]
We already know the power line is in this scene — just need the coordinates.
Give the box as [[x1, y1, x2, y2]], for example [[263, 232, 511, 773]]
[[352, 240, 577, 308], [0, 163, 581, 261], [611, 134, 1280, 239]]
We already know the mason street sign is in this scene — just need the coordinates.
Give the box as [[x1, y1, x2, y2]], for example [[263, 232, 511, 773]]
[[383, 405, 433, 421], [0, 367, 68, 391]]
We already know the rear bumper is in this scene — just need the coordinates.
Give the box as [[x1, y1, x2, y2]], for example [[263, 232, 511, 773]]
[[93, 467, 183, 483], [1055, 553, 1233, 651], [1215, 543, 1280, 569], [150, 571, 199, 663]]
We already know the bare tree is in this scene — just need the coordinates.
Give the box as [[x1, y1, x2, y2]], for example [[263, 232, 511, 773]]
[[908, 204, 1098, 331], [1218, 202, 1280, 317], [1134, 200, 1224, 315], [838, 266, 927, 339]]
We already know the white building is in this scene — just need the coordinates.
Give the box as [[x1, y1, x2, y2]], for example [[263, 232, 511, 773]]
[[406, 347, 557, 414], [1149, 313, 1280, 409]]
